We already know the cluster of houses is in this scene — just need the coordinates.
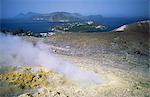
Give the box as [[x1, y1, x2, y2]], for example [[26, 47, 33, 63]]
[[0, 29, 55, 37], [39, 32, 55, 37]]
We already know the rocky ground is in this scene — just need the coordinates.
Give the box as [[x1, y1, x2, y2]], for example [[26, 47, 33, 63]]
[[0, 21, 149, 97]]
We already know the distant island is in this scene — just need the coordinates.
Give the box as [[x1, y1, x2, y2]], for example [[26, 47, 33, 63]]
[[15, 12, 103, 22]]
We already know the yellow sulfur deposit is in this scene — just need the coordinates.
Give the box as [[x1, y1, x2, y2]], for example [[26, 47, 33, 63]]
[[1, 67, 50, 89]]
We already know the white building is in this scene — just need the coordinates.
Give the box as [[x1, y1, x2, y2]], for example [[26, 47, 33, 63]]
[[40, 32, 48, 37]]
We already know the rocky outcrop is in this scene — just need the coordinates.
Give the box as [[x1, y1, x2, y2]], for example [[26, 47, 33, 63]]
[[114, 20, 150, 33]]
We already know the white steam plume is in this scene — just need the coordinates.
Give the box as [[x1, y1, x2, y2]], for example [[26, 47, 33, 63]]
[[0, 34, 103, 84]]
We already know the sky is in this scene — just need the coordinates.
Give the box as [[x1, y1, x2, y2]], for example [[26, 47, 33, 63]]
[[0, 0, 149, 18]]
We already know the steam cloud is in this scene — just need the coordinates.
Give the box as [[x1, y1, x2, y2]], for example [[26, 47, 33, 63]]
[[0, 34, 102, 84]]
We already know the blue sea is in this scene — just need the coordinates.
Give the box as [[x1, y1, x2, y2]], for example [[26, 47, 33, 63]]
[[0, 17, 148, 33]]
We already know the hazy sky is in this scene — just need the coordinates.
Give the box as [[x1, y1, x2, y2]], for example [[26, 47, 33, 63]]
[[1, 0, 149, 18]]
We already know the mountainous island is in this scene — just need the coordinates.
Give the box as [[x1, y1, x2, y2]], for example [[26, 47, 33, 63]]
[[15, 12, 103, 22]]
